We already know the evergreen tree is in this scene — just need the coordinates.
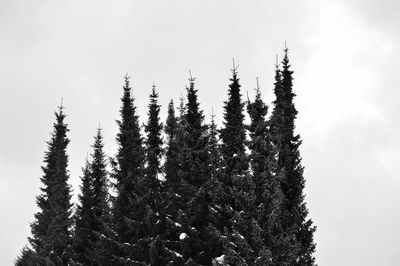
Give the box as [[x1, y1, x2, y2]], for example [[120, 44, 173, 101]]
[[15, 246, 39, 266], [179, 75, 214, 264], [247, 79, 288, 264], [17, 52, 318, 265], [164, 100, 180, 185], [181, 75, 209, 189], [91, 128, 109, 230], [212, 66, 265, 264], [218, 66, 248, 219], [145, 84, 163, 187], [143, 84, 166, 265], [247, 79, 273, 208], [112, 75, 147, 264], [220, 66, 248, 178], [162, 99, 187, 265], [73, 159, 95, 265], [28, 105, 73, 265], [208, 113, 222, 177], [89, 128, 111, 265], [270, 48, 316, 265]]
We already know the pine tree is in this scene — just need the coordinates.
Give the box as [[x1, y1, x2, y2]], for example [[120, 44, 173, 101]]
[[28, 105, 73, 265], [112, 75, 147, 264], [270, 47, 316, 265], [73, 159, 95, 265]]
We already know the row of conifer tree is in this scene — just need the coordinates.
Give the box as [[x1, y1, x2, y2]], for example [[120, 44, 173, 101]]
[[16, 47, 316, 266]]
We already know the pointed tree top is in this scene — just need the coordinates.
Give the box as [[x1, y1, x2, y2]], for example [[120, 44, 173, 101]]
[[188, 69, 196, 83], [57, 97, 65, 115], [59, 97, 64, 108], [275, 54, 279, 68], [256, 77, 260, 91], [246, 90, 251, 105], [283, 41, 289, 55], [232, 58, 239, 74], [123, 74, 131, 91], [255, 77, 262, 100], [151, 82, 157, 95]]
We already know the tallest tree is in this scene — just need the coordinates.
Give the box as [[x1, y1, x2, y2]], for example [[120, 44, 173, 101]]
[[270, 47, 316, 265], [29, 104, 73, 265], [111, 75, 147, 264]]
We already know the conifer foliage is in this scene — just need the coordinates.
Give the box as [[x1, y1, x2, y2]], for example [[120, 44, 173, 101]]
[[26, 105, 73, 265], [270, 48, 316, 265], [112, 75, 147, 264], [73, 159, 94, 265], [72, 128, 109, 265], [143, 84, 165, 265], [18, 47, 316, 266]]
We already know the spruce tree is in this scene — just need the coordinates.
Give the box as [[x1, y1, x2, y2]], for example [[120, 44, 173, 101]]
[[218, 66, 248, 218], [220, 66, 248, 178], [181, 75, 209, 189], [89, 128, 110, 264], [247, 79, 286, 264], [213, 66, 265, 264], [247, 79, 273, 208], [162, 99, 186, 264], [270, 48, 316, 265], [73, 159, 95, 265], [145, 84, 163, 188], [112, 75, 147, 264], [91, 128, 109, 231], [143, 84, 165, 265], [206, 113, 228, 264], [179, 75, 215, 264], [28, 105, 73, 265], [208, 113, 221, 177], [164, 100, 180, 185], [15, 246, 39, 266]]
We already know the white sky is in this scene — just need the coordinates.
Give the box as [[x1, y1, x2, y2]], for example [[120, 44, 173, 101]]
[[1, 0, 399, 265]]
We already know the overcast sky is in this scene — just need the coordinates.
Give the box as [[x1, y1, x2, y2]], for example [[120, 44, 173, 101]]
[[1, 0, 399, 265]]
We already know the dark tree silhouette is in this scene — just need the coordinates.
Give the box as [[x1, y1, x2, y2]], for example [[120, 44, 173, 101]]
[[143, 84, 166, 265], [17, 51, 317, 265], [270, 48, 316, 265], [111, 75, 147, 264], [28, 105, 73, 265], [73, 159, 95, 265]]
